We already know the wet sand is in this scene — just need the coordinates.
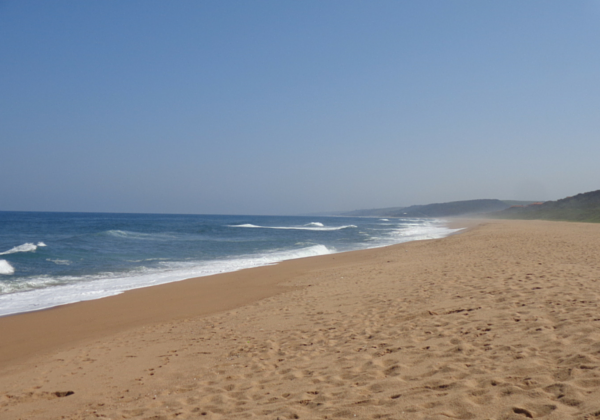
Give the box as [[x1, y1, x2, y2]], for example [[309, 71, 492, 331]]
[[2, 219, 600, 419]]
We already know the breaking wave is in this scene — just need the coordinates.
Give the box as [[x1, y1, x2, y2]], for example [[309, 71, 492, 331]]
[[0, 244, 333, 316], [0, 260, 15, 275], [230, 224, 356, 231], [0, 242, 46, 256], [104, 230, 176, 240]]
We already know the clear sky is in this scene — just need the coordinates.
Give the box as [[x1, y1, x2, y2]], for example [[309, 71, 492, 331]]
[[2, 1, 600, 215]]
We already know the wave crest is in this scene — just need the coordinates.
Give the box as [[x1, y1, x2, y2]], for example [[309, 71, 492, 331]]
[[104, 230, 175, 241], [0, 260, 15, 275], [0, 242, 46, 256], [230, 224, 356, 231], [47, 259, 72, 266]]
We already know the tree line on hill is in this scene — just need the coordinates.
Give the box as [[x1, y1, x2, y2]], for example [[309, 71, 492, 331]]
[[491, 190, 600, 223], [338, 189, 600, 223]]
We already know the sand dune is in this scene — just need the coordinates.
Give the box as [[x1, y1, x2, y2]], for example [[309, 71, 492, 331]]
[[2, 219, 600, 419]]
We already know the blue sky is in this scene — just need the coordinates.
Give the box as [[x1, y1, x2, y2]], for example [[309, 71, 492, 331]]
[[2, 1, 600, 215]]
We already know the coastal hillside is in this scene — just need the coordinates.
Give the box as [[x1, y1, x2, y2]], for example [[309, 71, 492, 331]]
[[493, 189, 600, 223], [342, 199, 530, 218]]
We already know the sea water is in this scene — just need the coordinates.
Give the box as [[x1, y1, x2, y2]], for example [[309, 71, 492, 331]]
[[0, 212, 461, 316]]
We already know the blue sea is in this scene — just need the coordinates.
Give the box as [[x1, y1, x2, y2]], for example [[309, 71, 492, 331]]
[[0, 212, 461, 317]]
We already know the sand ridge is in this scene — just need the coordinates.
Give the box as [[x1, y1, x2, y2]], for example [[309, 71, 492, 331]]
[[2, 219, 600, 419]]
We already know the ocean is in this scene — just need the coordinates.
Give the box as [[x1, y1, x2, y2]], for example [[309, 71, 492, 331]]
[[0, 211, 461, 317]]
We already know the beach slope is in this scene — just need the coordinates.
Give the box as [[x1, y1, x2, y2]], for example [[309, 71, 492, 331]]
[[2, 219, 600, 419]]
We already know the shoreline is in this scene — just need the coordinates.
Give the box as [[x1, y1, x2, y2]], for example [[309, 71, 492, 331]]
[[0, 217, 462, 319], [3, 218, 600, 419], [0, 218, 474, 369]]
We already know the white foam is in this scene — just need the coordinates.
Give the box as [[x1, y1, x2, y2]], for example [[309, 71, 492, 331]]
[[105, 230, 175, 240], [388, 221, 463, 244], [0, 244, 334, 317], [0, 243, 42, 256], [230, 224, 356, 231], [0, 275, 66, 293], [358, 220, 463, 250], [47, 259, 72, 266], [305, 222, 324, 227], [0, 260, 14, 275]]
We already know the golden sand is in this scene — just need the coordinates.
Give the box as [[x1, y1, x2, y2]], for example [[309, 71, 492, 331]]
[[2, 219, 600, 419]]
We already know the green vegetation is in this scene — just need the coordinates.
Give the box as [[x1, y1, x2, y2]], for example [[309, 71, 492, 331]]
[[339, 191, 600, 222], [500, 200, 540, 207], [493, 190, 600, 223]]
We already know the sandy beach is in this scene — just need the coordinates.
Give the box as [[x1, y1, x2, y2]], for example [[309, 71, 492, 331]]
[[2, 219, 600, 420]]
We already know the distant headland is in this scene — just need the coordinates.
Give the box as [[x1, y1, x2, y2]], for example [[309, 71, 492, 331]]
[[334, 189, 600, 223]]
